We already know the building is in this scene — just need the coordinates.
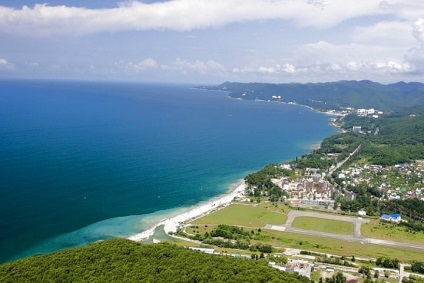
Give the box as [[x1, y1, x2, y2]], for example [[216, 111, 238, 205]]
[[391, 213, 402, 223], [352, 126, 361, 133], [380, 214, 391, 222], [380, 213, 402, 223], [285, 260, 312, 279]]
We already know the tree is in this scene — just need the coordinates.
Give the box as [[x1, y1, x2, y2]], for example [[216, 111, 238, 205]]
[[384, 270, 391, 278], [374, 270, 379, 278]]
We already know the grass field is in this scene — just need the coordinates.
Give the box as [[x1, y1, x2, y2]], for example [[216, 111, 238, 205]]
[[178, 225, 424, 262], [192, 202, 287, 227], [362, 219, 424, 244], [185, 201, 424, 261], [291, 216, 354, 235], [262, 229, 424, 262]]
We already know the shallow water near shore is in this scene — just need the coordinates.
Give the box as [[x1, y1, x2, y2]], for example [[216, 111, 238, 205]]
[[0, 80, 337, 263]]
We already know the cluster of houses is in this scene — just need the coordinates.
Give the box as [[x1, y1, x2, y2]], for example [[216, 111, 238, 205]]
[[336, 161, 424, 202], [380, 213, 402, 223], [271, 168, 336, 207], [355, 108, 383, 118], [269, 259, 312, 279], [268, 160, 424, 223]]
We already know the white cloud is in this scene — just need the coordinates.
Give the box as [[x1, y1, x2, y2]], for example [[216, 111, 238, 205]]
[[296, 40, 408, 66], [404, 18, 424, 74], [352, 21, 415, 45], [412, 18, 424, 43], [0, 58, 15, 70], [0, 0, 413, 36], [233, 63, 296, 75], [232, 59, 414, 79], [379, 0, 424, 21], [119, 58, 158, 72], [160, 58, 226, 75]]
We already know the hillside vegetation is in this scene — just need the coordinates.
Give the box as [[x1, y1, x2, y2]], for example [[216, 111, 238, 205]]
[[0, 239, 310, 283], [205, 80, 424, 111]]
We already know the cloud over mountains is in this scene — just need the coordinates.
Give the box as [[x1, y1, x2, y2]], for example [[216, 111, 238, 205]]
[[0, 0, 423, 83], [0, 0, 415, 36]]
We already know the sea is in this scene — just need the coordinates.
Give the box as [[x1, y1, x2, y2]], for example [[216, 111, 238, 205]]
[[0, 80, 338, 263]]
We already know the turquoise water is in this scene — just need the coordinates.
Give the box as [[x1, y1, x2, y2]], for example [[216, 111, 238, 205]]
[[0, 80, 337, 263]]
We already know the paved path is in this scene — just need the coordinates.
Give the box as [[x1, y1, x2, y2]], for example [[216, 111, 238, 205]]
[[266, 210, 424, 253]]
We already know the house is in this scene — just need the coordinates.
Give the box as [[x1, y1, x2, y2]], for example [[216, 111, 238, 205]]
[[390, 193, 400, 200], [285, 260, 312, 279], [367, 108, 376, 115], [189, 247, 215, 254], [391, 213, 402, 223], [380, 213, 402, 223], [345, 191, 356, 201], [380, 214, 391, 221], [352, 126, 362, 133]]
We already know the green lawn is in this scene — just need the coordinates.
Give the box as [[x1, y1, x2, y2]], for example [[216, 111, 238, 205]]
[[262, 230, 424, 262], [175, 226, 424, 262], [362, 219, 424, 244], [192, 203, 287, 227], [291, 216, 354, 235], [185, 203, 424, 261]]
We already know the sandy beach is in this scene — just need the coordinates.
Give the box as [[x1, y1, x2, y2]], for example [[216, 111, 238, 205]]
[[128, 181, 246, 242]]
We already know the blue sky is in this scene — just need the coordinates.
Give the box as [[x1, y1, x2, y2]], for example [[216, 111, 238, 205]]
[[0, 0, 424, 84]]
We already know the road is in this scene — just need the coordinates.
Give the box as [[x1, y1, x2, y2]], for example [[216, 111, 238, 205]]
[[265, 210, 424, 253], [328, 145, 361, 175]]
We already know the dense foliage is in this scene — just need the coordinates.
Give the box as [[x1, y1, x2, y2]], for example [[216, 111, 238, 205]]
[[181, 225, 274, 253], [206, 80, 424, 111], [376, 257, 400, 269], [245, 164, 292, 201], [318, 272, 346, 283], [316, 255, 356, 268], [411, 261, 424, 274], [339, 106, 424, 165], [0, 239, 310, 283]]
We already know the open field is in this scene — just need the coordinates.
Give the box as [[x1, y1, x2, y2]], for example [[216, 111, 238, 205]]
[[186, 203, 424, 261], [362, 219, 424, 245], [192, 202, 287, 227], [291, 216, 355, 235], [177, 225, 424, 262], [262, 229, 424, 262]]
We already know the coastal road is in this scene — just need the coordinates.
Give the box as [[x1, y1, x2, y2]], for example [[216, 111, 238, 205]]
[[265, 211, 424, 253]]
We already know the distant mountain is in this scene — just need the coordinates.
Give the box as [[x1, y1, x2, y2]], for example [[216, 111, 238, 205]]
[[203, 80, 424, 112]]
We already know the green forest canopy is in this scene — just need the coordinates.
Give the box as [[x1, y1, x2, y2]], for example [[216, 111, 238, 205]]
[[0, 239, 310, 283]]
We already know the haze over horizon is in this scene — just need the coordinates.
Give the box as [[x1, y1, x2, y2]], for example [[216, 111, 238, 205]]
[[1, 0, 424, 84]]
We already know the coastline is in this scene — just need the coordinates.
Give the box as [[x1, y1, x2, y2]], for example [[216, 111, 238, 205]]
[[128, 93, 341, 243], [128, 180, 246, 242]]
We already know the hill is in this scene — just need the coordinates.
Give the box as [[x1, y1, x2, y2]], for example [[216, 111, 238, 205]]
[[203, 80, 424, 111], [0, 239, 309, 283]]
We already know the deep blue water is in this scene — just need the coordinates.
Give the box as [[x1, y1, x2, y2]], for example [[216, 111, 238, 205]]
[[0, 80, 337, 263]]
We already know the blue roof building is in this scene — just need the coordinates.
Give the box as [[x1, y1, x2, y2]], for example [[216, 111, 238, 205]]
[[380, 214, 391, 221]]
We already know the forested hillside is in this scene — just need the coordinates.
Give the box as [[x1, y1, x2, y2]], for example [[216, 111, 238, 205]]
[[0, 239, 310, 283], [204, 80, 424, 111], [340, 106, 424, 165]]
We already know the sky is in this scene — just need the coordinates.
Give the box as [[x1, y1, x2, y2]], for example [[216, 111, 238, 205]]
[[0, 0, 424, 84]]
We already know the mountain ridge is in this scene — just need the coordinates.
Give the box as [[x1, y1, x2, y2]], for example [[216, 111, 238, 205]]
[[203, 80, 424, 112]]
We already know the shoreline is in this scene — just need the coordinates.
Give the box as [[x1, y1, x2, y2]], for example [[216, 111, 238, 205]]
[[128, 93, 341, 243], [128, 180, 246, 241]]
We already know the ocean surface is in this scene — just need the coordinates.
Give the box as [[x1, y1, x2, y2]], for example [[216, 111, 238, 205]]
[[0, 80, 337, 263]]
